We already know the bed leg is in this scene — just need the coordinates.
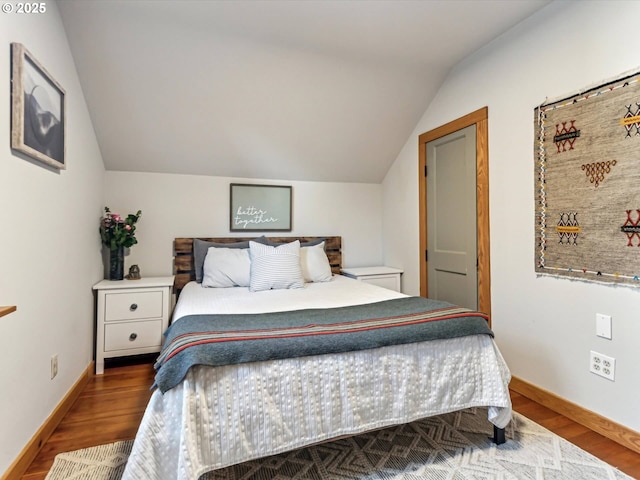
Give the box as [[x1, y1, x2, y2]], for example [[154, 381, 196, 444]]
[[492, 425, 506, 445]]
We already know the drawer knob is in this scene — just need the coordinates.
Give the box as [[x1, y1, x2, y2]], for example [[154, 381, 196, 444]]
[[130, 303, 138, 311], [129, 333, 138, 341]]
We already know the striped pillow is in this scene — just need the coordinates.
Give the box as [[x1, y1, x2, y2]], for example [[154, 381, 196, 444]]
[[249, 240, 305, 292]]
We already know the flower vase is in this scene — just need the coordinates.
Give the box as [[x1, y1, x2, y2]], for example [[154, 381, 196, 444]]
[[108, 246, 125, 281]]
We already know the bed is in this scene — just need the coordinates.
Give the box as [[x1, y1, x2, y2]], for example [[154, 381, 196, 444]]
[[122, 236, 512, 480]]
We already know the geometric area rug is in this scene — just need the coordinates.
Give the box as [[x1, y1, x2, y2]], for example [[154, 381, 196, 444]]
[[45, 407, 634, 480]]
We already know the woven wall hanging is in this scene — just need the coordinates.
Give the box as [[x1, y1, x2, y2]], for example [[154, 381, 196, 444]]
[[535, 68, 640, 286]]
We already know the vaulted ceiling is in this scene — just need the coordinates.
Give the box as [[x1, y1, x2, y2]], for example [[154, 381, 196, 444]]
[[58, 0, 550, 183]]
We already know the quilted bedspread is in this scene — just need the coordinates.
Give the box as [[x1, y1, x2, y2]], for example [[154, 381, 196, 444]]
[[122, 335, 512, 480]]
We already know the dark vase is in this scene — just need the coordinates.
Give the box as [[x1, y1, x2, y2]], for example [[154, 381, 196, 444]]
[[108, 246, 125, 280]]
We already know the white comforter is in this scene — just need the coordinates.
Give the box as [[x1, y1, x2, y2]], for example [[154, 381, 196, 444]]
[[122, 276, 512, 480]]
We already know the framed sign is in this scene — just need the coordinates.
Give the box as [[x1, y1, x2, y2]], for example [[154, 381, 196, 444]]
[[230, 183, 292, 231], [11, 43, 66, 170]]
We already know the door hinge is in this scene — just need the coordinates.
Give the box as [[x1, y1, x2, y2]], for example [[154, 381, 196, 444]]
[[424, 165, 427, 177], [425, 250, 428, 262]]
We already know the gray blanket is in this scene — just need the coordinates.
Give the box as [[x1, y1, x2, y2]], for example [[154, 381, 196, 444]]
[[154, 296, 492, 393]]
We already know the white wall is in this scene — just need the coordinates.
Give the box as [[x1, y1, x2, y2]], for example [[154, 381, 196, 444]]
[[0, 4, 105, 475], [383, 0, 640, 432], [105, 171, 383, 277]]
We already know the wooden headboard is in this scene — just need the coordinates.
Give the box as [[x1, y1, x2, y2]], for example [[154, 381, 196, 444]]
[[173, 236, 342, 295]]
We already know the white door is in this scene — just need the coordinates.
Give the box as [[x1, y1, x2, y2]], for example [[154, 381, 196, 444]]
[[426, 125, 477, 310]]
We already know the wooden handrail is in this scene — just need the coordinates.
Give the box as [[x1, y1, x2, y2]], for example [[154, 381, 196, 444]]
[[0, 306, 17, 318]]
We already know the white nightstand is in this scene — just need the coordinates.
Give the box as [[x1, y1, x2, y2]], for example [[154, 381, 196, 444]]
[[93, 276, 174, 374], [341, 266, 404, 292]]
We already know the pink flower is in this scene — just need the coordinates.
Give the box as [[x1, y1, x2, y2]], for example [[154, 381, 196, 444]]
[[100, 207, 141, 249]]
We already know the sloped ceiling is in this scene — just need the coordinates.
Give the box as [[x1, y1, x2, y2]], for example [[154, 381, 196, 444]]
[[58, 0, 550, 183]]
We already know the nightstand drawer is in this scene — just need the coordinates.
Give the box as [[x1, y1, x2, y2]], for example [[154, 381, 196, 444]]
[[104, 291, 163, 322], [104, 319, 163, 352], [341, 266, 403, 292], [361, 275, 399, 291]]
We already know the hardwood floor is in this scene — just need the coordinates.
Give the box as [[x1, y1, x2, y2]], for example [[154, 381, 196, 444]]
[[21, 361, 640, 480], [510, 390, 640, 478], [21, 361, 155, 480]]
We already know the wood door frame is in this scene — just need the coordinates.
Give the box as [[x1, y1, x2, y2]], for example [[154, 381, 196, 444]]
[[418, 107, 491, 321]]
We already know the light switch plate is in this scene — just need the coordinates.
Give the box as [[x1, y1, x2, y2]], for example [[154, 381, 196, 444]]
[[596, 313, 612, 339]]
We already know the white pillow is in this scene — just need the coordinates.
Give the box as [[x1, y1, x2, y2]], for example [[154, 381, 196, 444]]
[[249, 240, 304, 292], [300, 241, 332, 282], [202, 247, 250, 288]]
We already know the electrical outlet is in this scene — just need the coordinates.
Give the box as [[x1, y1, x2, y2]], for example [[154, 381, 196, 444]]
[[51, 354, 58, 379], [590, 351, 615, 381]]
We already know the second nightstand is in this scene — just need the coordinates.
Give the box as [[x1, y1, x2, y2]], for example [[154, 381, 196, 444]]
[[93, 276, 174, 374], [340, 266, 404, 292]]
